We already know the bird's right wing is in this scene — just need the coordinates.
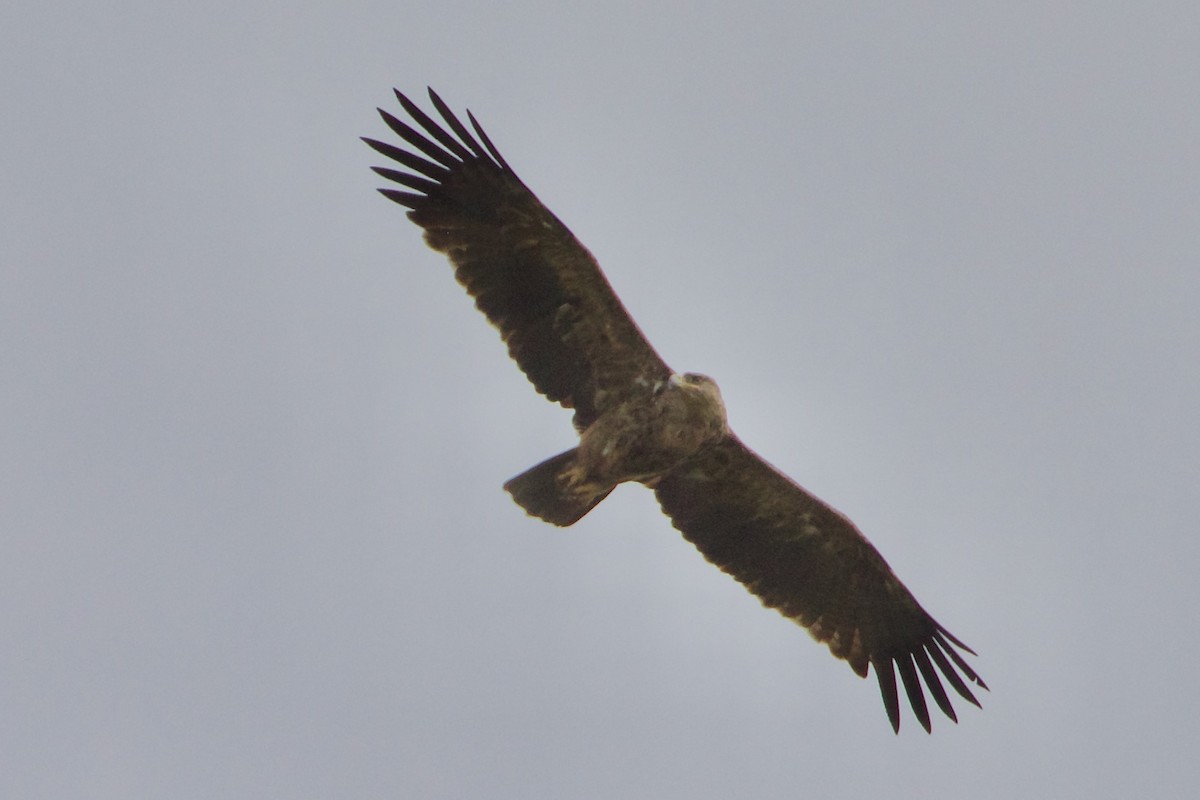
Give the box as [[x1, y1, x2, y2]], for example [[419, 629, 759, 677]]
[[654, 435, 987, 733]]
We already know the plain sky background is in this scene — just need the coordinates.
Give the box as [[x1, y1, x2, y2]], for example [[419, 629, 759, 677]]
[[4, 2, 1198, 798]]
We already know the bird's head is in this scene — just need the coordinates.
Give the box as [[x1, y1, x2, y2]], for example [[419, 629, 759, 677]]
[[669, 372, 728, 428]]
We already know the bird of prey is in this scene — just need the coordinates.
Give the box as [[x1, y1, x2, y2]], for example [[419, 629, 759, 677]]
[[364, 88, 987, 733]]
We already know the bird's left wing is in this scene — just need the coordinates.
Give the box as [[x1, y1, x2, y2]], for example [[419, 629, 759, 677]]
[[654, 435, 987, 733], [364, 89, 671, 429]]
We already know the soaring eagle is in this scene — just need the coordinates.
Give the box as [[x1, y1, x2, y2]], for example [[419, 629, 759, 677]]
[[364, 88, 986, 733]]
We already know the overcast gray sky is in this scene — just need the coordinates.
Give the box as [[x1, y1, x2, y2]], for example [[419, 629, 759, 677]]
[[4, 2, 1199, 797]]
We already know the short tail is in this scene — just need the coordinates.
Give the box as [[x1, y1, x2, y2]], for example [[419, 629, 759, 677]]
[[503, 449, 613, 527]]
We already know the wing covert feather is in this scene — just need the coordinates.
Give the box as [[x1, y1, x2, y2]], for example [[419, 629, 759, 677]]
[[654, 435, 986, 732]]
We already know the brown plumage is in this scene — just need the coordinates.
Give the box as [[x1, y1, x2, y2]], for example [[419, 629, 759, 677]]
[[364, 88, 987, 733]]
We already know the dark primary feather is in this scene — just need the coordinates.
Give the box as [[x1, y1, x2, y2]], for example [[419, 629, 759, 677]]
[[654, 436, 987, 733], [363, 88, 669, 428]]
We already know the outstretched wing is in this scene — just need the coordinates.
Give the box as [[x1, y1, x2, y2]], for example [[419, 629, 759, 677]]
[[654, 436, 987, 733], [364, 88, 671, 429]]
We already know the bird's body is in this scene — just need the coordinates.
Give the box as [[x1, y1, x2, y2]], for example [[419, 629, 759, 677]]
[[507, 372, 729, 526], [365, 88, 986, 732]]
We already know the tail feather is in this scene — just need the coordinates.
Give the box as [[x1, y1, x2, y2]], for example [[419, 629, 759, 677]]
[[503, 449, 612, 527]]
